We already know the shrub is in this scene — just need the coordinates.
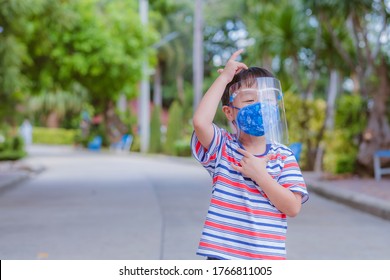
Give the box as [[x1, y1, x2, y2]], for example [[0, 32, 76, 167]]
[[323, 130, 357, 174], [323, 94, 366, 174], [174, 139, 192, 157], [0, 132, 26, 161], [164, 101, 183, 155], [149, 106, 162, 153], [0, 150, 27, 161], [33, 127, 77, 145]]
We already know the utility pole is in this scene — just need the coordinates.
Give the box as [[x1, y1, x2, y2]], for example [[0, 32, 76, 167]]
[[193, 0, 204, 111], [139, 0, 150, 153]]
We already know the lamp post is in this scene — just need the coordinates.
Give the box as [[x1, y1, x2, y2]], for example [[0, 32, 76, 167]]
[[193, 0, 204, 111], [139, 0, 150, 153], [138, 1, 179, 153]]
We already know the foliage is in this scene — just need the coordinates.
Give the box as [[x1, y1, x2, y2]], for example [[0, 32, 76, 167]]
[[0, 125, 26, 161], [33, 127, 77, 145], [0, 150, 26, 161], [1, 0, 388, 172], [0, 0, 158, 130], [323, 129, 358, 174], [149, 106, 162, 153], [28, 84, 88, 127], [283, 91, 326, 169], [130, 134, 141, 153], [66, 0, 158, 111], [323, 94, 367, 174], [164, 101, 183, 155], [173, 138, 192, 157]]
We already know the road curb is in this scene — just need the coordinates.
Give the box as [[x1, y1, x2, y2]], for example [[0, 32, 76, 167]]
[[307, 183, 390, 221], [0, 172, 30, 195], [0, 165, 46, 195]]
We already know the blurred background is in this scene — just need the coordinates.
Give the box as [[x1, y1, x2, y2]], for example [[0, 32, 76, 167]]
[[1, 0, 390, 177]]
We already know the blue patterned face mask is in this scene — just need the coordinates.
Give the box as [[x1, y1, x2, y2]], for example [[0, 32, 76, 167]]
[[232, 102, 279, 137]]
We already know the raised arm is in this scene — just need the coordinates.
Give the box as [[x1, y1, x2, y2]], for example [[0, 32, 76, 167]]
[[192, 49, 247, 149]]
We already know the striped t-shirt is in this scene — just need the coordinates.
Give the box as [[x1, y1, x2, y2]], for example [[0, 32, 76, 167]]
[[191, 124, 309, 260]]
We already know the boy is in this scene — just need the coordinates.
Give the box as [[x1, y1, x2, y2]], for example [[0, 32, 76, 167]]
[[191, 49, 309, 260]]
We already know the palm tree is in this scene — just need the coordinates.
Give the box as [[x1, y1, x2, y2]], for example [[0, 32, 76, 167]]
[[303, 0, 390, 172], [244, 0, 321, 169], [28, 84, 88, 127]]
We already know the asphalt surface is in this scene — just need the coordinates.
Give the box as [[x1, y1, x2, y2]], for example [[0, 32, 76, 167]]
[[0, 145, 389, 260]]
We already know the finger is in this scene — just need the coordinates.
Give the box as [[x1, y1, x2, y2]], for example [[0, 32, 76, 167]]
[[236, 147, 251, 157], [229, 49, 244, 61], [217, 69, 223, 74], [231, 163, 242, 173], [263, 155, 271, 164], [235, 64, 248, 75], [236, 62, 248, 70]]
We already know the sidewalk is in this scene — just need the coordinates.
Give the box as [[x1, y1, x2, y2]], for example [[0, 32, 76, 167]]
[[0, 151, 389, 221], [303, 171, 390, 220]]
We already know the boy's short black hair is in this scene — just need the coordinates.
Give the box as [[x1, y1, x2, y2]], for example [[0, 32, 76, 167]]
[[221, 67, 275, 106]]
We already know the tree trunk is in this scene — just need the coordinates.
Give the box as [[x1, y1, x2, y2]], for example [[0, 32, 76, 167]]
[[46, 111, 59, 128], [357, 57, 390, 170], [176, 74, 184, 104], [314, 69, 339, 172], [153, 63, 162, 107], [300, 100, 314, 169], [105, 101, 128, 144]]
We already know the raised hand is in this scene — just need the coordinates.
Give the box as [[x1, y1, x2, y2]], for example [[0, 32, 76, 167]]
[[217, 49, 248, 83]]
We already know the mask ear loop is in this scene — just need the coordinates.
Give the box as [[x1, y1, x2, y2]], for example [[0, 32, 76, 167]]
[[227, 93, 240, 136], [229, 92, 241, 110]]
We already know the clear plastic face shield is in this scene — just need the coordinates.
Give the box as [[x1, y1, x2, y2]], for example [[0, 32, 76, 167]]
[[228, 77, 289, 145]]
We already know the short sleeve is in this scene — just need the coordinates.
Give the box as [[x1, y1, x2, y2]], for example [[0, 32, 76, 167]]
[[278, 151, 309, 204], [191, 124, 222, 175]]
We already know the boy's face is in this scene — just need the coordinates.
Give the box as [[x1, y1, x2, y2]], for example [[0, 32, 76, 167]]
[[223, 86, 277, 125], [222, 76, 289, 144], [230, 87, 278, 109]]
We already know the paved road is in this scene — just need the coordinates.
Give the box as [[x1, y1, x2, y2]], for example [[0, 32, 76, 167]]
[[0, 146, 389, 260]]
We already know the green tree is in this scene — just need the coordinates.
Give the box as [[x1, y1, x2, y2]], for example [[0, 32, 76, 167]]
[[27, 84, 88, 127], [164, 100, 183, 155], [303, 0, 390, 172], [150, 0, 193, 108], [0, 0, 41, 125], [1, 0, 159, 143], [243, 0, 323, 169]]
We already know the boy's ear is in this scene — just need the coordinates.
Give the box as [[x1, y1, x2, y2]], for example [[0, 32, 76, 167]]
[[222, 105, 235, 121]]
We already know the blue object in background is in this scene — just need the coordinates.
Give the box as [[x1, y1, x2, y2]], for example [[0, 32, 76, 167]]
[[373, 150, 390, 181], [110, 134, 133, 152], [88, 136, 102, 151], [289, 142, 302, 163]]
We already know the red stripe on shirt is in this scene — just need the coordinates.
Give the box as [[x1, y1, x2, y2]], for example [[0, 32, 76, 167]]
[[211, 198, 286, 219], [284, 162, 299, 169], [205, 220, 285, 240], [195, 141, 202, 154], [213, 176, 261, 195], [269, 154, 287, 161], [221, 146, 239, 164], [199, 241, 286, 260], [281, 182, 306, 189]]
